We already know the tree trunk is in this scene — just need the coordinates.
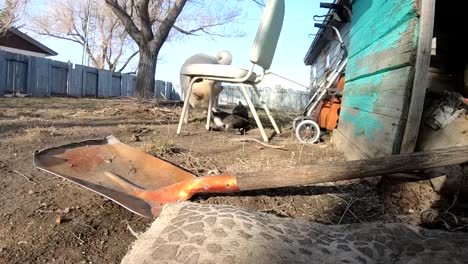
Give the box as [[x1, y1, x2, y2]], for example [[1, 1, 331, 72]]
[[135, 46, 157, 98]]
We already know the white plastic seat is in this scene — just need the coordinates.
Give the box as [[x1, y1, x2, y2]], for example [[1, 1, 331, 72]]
[[180, 64, 258, 83]]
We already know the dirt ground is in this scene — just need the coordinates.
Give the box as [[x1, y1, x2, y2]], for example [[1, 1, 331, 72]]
[[0, 97, 466, 263]]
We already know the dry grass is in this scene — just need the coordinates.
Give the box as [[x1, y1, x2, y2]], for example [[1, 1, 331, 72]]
[[142, 136, 179, 158], [23, 126, 60, 138]]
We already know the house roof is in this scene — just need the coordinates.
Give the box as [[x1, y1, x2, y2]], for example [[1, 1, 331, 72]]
[[0, 28, 58, 56], [303, 0, 345, 65]]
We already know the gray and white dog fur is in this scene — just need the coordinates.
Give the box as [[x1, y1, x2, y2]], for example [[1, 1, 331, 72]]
[[179, 50, 232, 116]]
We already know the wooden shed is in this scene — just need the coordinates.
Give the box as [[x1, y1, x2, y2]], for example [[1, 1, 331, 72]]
[[305, 0, 466, 159]]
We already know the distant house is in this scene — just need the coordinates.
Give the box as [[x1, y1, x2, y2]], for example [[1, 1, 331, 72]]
[[0, 28, 57, 57], [304, 0, 350, 91]]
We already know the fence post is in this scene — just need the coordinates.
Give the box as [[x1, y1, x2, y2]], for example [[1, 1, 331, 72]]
[[0, 51, 6, 96], [164, 82, 172, 100], [155, 80, 164, 99], [66, 61, 73, 96]]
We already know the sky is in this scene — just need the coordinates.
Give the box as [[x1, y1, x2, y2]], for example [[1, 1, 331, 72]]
[[25, 0, 329, 91]]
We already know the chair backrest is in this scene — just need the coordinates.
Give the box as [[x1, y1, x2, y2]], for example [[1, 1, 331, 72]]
[[249, 0, 285, 70]]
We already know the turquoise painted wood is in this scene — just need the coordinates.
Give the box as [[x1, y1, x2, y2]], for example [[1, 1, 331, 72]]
[[346, 18, 419, 81], [342, 66, 413, 118], [348, 0, 418, 58], [335, 0, 420, 159]]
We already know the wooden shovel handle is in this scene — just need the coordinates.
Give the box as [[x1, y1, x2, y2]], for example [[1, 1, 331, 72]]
[[105, 171, 238, 204], [235, 145, 468, 191]]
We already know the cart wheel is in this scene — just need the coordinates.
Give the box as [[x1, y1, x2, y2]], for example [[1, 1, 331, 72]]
[[295, 119, 320, 144], [292, 118, 303, 130]]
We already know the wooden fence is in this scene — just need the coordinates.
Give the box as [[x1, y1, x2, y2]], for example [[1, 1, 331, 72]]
[[218, 85, 310, 111], [0, 50, 178, 99], [0, 49, 307, 110]]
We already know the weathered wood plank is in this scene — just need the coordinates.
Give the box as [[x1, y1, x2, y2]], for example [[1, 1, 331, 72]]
[[155, 80, 165, 99], [342, 66, 414, 119], [83, 67, 98, 97], [335, 0, 419, 158], [121, 74, 130, 96], [69, 65, 84, 97], [336, 106, 405, 157], [121, 74, 136, 96], [0, 51, 6, 95], [32, 57, 50, 96], [418, 115, 468, 151], [164, 82, 172, 100], [50, 65, 68, 95], [331, 128, 370, 161], [66, 63, 72, 96], [400, 0, 436, 153], [236, 145, 468, 191], [50, 60, 68, 68], [111, 72, 122, 97], [98, 69, 112, 97], [349, 0, 417, 58], [346, 18, 418, 82]]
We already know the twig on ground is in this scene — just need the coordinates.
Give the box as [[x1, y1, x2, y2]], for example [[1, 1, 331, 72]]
[[13, 170, 36, 184], [127, 224, 141, 238], [93, 200, 105, 209], [328, 194, 364, 224], [338, 198, 357, 224], [36, 209, 55, 213], [444, 192, 459, 214], [71, 232, 84, 243], [298, 144, 305, 162], [74, 222, 97, 231], [261, 207, 290, 217], [231, 138, 287, 150]]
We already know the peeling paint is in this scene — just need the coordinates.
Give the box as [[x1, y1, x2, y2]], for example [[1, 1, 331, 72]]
[[340, 110, 385, 141], [340, 75, 385, 142]]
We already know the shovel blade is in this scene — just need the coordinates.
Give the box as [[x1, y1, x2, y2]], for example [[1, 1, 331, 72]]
[[33, 136, 196, 218]]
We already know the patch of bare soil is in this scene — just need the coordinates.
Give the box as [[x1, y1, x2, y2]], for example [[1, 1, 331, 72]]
[[0, 97, 466, 263]]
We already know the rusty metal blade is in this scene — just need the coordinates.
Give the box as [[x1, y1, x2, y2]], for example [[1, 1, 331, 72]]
[[33, 135, 196, 218]]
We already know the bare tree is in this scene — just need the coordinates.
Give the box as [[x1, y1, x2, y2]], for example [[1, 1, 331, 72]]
[[0, 0, 28, 35], [31, 0, 137, 72], [104, 0, 245, 98]]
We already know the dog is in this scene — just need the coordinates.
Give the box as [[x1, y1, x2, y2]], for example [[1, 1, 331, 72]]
[[211, 101, 249, 133], [180, 51, 232, 115]]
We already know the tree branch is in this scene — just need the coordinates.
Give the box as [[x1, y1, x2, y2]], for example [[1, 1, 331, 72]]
[[36, 32, 83, 44], [104, 0, 143, 45], [170, 17, 240, 37], [153, 0, 188, 48], [136, 0, 153, 42], [117, 50, 139, 72]]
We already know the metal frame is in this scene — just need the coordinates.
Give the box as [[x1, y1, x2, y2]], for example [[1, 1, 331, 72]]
[[294, 24, 348, 144], [176, 63, 281, 142]]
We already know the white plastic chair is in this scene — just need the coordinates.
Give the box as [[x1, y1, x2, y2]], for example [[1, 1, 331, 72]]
[[177, 0, 284, 142]]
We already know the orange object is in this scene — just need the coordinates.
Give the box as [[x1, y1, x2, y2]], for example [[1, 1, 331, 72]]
[[337, 74, 345, 91], [316, 73, 345, 130], [318, 97, 341, 130]]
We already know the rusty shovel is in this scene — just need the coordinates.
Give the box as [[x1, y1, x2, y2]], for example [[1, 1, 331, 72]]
[[33, 136, 468, 218]]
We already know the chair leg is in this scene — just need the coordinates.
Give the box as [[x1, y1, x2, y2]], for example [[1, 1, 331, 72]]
[[205, 89, 213, 131], [177, 77, 198, 135], [240, 84, 269, 142], [252, 85, 281, 135], [183, 106, 189, 124]]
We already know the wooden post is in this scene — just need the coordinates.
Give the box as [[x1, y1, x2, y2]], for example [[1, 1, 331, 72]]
[[236, 145, 468, 191], [400, 0, 436, 153]]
